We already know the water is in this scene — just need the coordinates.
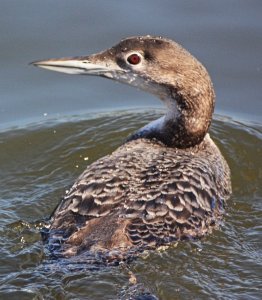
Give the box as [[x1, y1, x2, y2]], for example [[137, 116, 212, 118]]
[[1, 1, 262, 128], [0, 1, 262, 299], [0, 110, 261, 299]]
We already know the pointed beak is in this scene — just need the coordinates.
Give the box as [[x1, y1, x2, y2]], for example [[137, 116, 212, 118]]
[[31, 56, 121, 77]]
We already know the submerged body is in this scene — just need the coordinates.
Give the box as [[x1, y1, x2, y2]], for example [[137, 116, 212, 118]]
[[33, 36, 231, 260]]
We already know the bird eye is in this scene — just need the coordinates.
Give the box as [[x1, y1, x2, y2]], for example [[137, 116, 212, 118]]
[[127, 53, 141, 65]]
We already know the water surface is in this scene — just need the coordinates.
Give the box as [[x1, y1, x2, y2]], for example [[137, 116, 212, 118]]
[[0, 110, 261, 299], [0, 1, 261, 299]]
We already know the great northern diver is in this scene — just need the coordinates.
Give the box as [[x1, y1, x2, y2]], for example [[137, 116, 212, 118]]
[[33, 36, 231, 260]]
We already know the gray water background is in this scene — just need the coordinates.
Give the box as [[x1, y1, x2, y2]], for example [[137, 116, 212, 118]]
[[1, 0, 261, 129]]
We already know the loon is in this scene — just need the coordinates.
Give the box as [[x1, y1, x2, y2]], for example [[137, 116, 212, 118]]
[[32, 36, 231, 260]]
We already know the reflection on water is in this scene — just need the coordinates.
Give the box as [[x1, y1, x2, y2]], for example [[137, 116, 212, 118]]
[[0, 110, 261, 299]]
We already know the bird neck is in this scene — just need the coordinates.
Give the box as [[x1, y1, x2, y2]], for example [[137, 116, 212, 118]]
[[128, 83, 215, 148]]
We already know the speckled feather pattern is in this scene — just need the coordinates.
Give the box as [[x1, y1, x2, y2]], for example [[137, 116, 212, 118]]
[[48, 134, 231, 258]]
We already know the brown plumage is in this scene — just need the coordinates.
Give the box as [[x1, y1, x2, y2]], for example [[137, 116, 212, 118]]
[[33, 36, 231, 261]]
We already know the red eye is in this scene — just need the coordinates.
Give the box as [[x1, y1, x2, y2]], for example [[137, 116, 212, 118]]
[[127, 53, 141, 65]]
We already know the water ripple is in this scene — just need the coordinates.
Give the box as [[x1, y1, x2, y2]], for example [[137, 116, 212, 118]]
[[0, 110, 261, 299]]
